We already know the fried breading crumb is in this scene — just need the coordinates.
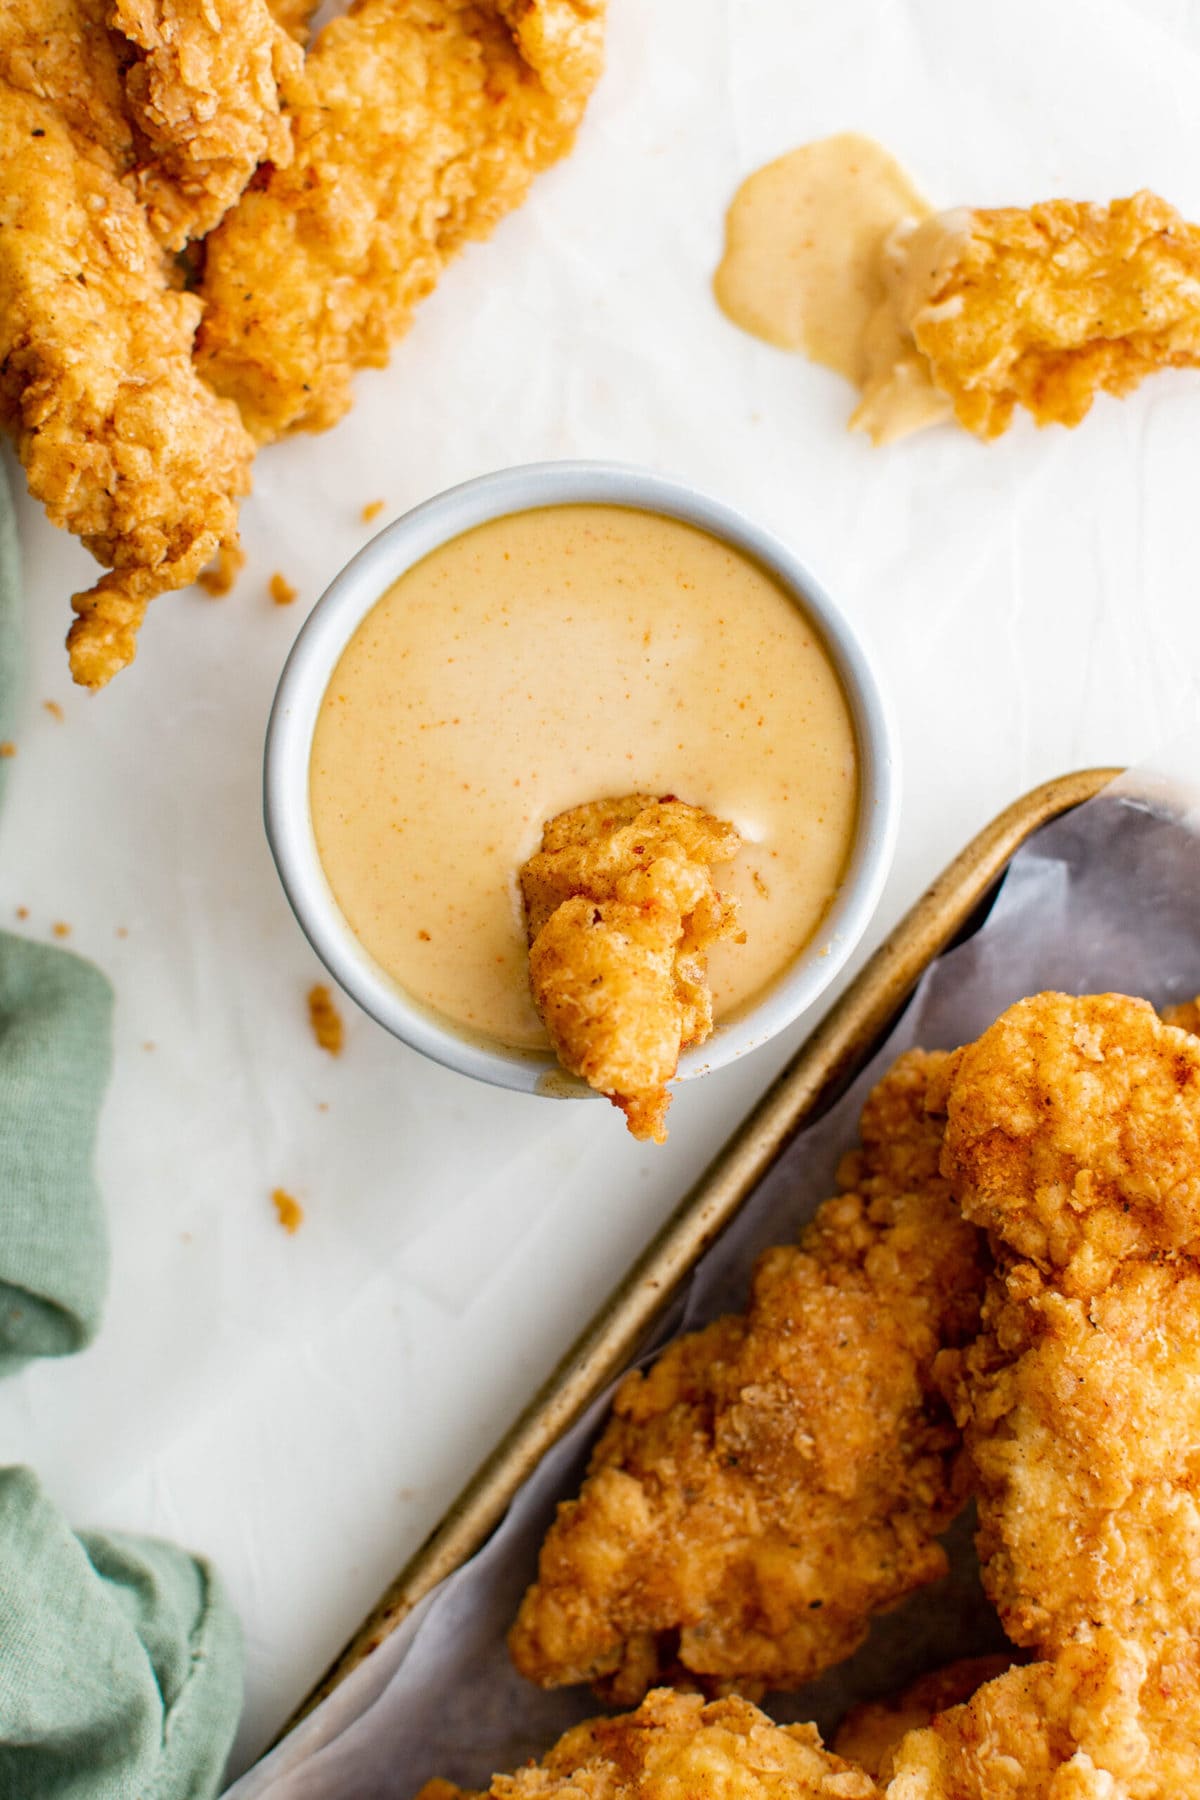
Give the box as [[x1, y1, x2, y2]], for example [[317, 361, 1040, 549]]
[[271, 1187, 304, 1233], [519, 796, 743, 1143], [269, 572, 298, 606], [51, 921, 71, 938], [197, 543, 247, 597], [361, 499, 385, 523], [307, 982, 344, 1055], [43, 700, 64, 721], [15, 907, 28, 920], [0, 742, 15, 758]]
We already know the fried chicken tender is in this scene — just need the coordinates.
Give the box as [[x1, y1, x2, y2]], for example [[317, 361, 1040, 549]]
[[0, 0, 257, 686], [197, 0, 606, 442], [939, 996, 1200, 1653], [415, 1690, 880, 1800], [884, 1632, 1165, 1800], [508, 1051, 986, 1701], [113, 0, 302, 249], [927, 991, 1200, 1795], [834, 1658, 1018, 1783], [890, 193, 1200, 440], [520, 798, 743, 1143], [940, 993, 1200, 1296], [0, 0, 303, 683]]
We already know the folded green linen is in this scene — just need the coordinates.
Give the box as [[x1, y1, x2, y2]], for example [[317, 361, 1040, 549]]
[[0, 932, 114, 1374], [0, 464, 114, 1372], [0, 474, 245, 1798], [0, 1467, 244, 1800]]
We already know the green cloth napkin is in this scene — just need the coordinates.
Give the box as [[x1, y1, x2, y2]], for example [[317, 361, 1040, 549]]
[[0, 465, 245, 1796], [0, 933, 114, 1374], [0, 464, 115, 1373], [0, 1467, 243, 1800]]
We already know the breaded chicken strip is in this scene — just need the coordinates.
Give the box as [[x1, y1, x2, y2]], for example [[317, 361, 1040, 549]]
[[197, 0, 605, 442], [884, 1633, 1158, 1799], [834, 1657, 1018, 1783], [940, 993, 1200, 1296], [520, 798, 743, 1143], [114, 0, 302, 248], [0, 6, 256, 686], [882, 193, 1200, 440], [0, 0, 299, 683], [509, 1051, 986, 1701], [938, 1255, 1200, 1663], [415, 1689, 880, 1800], [886, 1631, 1200, 1799], [930, 993, 1200, 1794]]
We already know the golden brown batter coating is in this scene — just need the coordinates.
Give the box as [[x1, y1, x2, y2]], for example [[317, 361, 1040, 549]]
[[1160, 995, 1200, 1036], [939, 1255, 1200, 1662], [416, 1690, 879, 1800], [197, 0, 606, 442], [0, 1, 257, 686], [508, 1052, 986, 1701], [114, 0, 301, 249], [901, 193, 1200, 440], [521, 798, 743, 1143], [886, 1632, 1200, 1799], [834, 1657, 1019, 1783], [925, 991, 1200, 1797], [940, 992, 1200, 1296]]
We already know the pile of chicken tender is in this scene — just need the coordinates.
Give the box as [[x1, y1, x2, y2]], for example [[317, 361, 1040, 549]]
[[417, 989, 1200, 1799], [0, 0, 604, 685]]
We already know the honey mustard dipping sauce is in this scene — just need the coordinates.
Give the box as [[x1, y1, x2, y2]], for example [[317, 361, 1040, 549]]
[[309, 505, 859, 1050]]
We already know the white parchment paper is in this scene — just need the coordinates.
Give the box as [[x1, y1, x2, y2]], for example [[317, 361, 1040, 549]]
[[5, 0, 1200, 1770], [225, 768, 1200, 1797]]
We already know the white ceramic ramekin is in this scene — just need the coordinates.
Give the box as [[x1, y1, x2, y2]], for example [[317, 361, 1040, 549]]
[[264, 462, 900, 1098]]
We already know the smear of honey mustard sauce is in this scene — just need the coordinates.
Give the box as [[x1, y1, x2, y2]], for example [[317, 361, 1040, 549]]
[[714, 132, 954, 443], [310, 505, 859, 1052]]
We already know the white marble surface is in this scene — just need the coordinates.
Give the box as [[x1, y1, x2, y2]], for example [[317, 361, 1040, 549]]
[[1, 0, 1199, 1780]]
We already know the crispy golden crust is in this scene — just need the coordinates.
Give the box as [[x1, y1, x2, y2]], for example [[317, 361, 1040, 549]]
[[1161, 996, 1200, 1036], [937, 1253, 1200, 1662], [265, 0, 316, 40], [521, 799, 743, 1143], [928, 991, 1200, 1797], [0, 0, 262, 685], [904, 193, 1200, 440], [835, 1048, 955, 1200], [940, 993, 1200, 1296], [886, 1632, 1200, 1799], [833, 1658, 1018, 1783], [508, 1052, 986, 1701], [113, 0, 301, 249], [197, 0, 606, 442], [418, 1691, 879, 1800]]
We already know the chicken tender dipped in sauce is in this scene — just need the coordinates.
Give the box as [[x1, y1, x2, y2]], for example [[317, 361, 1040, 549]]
[[520, 796, 744, 1143]]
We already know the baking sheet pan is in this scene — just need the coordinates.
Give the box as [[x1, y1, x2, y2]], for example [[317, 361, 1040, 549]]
[[287, 764, 1120, 1732]]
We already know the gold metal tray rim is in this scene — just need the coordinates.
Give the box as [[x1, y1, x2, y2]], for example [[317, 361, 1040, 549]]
[[282, 765, 1122, 1736]]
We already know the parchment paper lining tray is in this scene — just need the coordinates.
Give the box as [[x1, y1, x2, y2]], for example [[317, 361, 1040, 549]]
[[231, 763, 1200, 1799]]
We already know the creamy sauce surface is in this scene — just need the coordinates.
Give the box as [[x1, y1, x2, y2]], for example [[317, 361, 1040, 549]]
[[310, 505, 858, 1049], [715, 132, 952, 443]]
